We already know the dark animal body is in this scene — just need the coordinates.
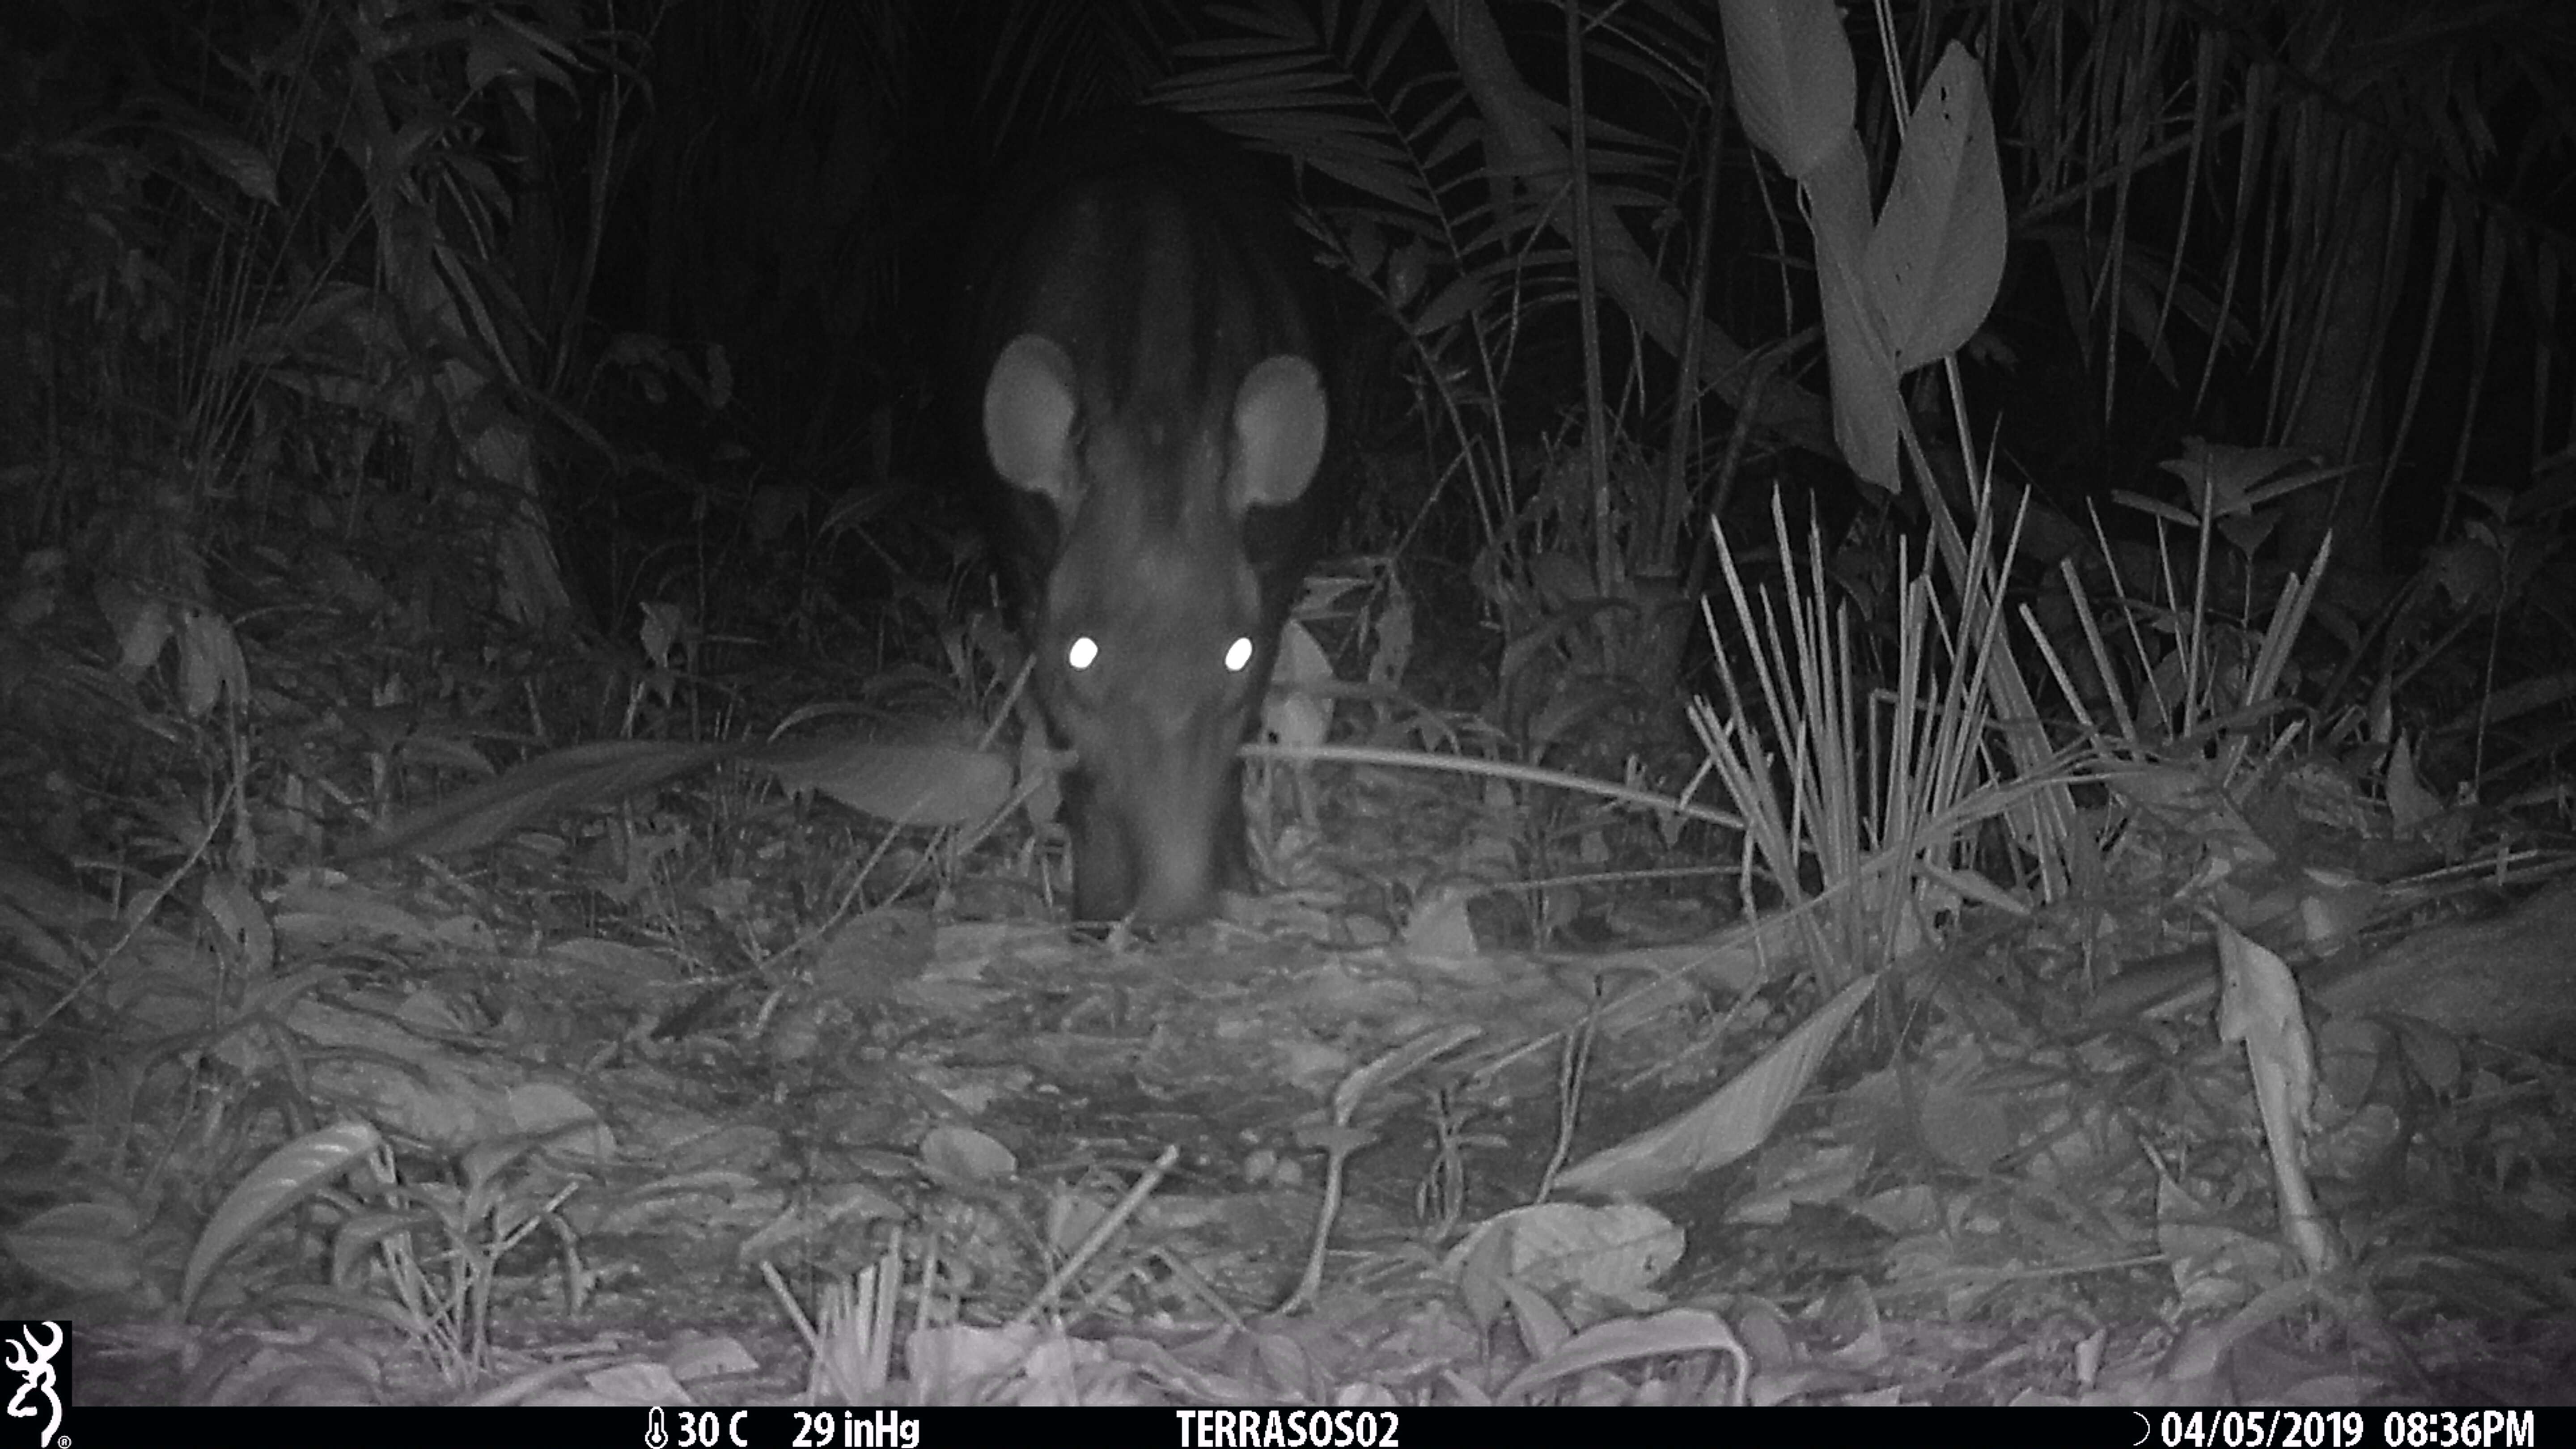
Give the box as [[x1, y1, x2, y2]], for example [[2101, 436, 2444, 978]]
[[960, 111, 1331, 924]]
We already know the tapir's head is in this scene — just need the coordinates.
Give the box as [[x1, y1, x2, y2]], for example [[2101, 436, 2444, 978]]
[[981, 333, 1327, 924]]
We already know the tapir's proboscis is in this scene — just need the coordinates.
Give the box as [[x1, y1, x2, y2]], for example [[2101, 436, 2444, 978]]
[[962, 111, 1330, 925]]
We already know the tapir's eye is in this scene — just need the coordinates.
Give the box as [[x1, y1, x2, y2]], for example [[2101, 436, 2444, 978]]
[[1067, 636, 1099, 670], [1224, 636, 1254, 673]]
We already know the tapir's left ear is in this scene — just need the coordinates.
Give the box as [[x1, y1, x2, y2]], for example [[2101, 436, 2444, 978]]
[[1230, 356, 1327, 512]]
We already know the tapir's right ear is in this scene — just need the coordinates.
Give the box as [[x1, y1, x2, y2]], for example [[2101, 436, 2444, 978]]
[[983, 335, 1080, 507]]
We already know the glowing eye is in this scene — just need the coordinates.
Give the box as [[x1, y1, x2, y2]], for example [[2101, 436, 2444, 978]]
[[1224, 636, 1254, 673], [1067, 636, 1098, 670]]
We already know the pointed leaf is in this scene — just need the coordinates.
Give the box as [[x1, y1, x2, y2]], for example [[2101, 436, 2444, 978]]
[[178, 126, 279, 206], [1865, 45, 2005, 371], [183, 1121, 383, 1319], [751, 739, 1013, 828], [1807, 139, 1900, 485], [1556, 974, 1878, 1197], [1717, 0, 1857, 180], [345, 740, 733, 860]]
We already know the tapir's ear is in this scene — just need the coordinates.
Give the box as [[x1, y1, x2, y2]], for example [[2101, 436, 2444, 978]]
[[983, 335, 1080, 506], [1230, 356, 1327, 512]]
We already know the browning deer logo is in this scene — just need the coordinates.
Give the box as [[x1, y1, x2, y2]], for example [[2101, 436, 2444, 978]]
[[2, 1323, 62, 1447]]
